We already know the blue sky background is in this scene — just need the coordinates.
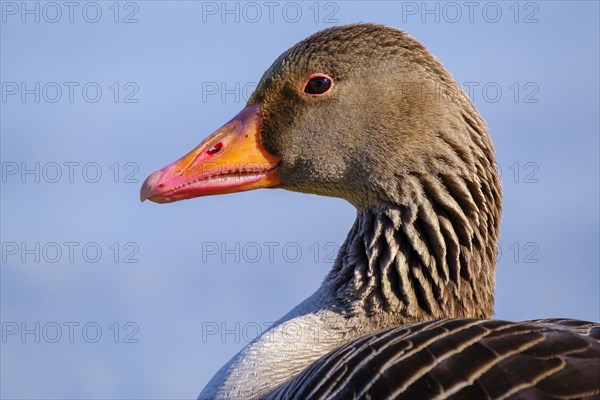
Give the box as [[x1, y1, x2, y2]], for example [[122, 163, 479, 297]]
[[1, 1, 599, 399]]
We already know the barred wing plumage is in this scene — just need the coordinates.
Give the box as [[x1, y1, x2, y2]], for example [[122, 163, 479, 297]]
[[267, 319, 600, 400]]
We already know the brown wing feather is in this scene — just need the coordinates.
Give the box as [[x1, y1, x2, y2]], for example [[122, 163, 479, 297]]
[[266, 319, 600, 400]]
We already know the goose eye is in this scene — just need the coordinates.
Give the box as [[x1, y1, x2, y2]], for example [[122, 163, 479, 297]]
[[302, 74, 333, 96]]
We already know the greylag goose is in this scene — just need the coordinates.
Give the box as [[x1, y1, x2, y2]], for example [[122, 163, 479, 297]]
[[140, 24, 600, 400]]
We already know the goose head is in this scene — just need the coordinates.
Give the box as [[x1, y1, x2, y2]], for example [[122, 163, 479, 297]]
[[141, 23, 500, 215]]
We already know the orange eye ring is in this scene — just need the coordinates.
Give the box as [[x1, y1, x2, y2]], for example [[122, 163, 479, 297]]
[[302, 73, 334, 96]]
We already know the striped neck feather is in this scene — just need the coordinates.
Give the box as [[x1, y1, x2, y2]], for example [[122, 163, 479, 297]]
[[327, 180, 498, 324]]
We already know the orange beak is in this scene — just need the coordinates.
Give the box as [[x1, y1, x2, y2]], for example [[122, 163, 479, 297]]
[[140, 103, 281, 203]]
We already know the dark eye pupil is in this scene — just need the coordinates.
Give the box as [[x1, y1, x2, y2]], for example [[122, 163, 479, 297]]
[[305, 77, 331, 95]]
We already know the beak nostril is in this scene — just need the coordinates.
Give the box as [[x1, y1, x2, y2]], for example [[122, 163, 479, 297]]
[[207, 142, 223, 156]]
